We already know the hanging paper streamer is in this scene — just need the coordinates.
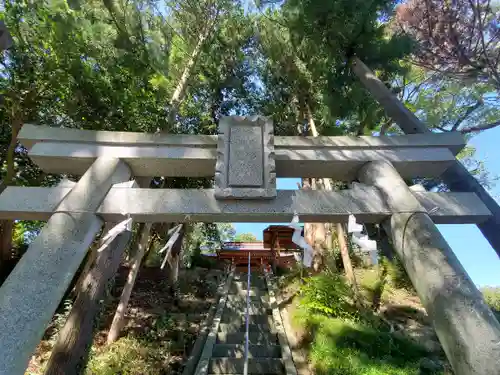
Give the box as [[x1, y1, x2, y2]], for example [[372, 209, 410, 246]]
[[348, 214, 363, 233], [160, 224, 184, 269], [97, 217, 133, 252], [409, 184, 426, 192], [289, 212, 314, 267], [347, 214, 378, 265]]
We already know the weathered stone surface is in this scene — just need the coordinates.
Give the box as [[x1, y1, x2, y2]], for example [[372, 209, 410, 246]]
[[19, 123, 466, 155], [26, 142, 456, 180], [359, 160, 500, 375], [228, 125, 263, 186], [0, 157, 130, 375], [194, 271, 234, 375], [18, 123, 219, 150], [20, 123, 462, 180], [0, 187, 491, 224], [274, 132, 465, 155], [264, 270, 298, 375], [276, 148, 454, 180], [215, 116, 276, 199], [212, 344, 282, 358], [28, 141, 216, 177], [208, 358, 284, 375]]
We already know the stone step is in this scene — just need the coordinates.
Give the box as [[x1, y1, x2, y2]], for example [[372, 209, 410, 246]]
[[228, 289, 267, 297], [221, 313, 273, 325], [224, 302, 272, 315], [226, 295, 269, 304], [217, 332, 279, 345], [212, 344, 282, 358], [209, 358, 284, 374], [233, 274, 264, 281], [218, 323, 274, 334], [231, 280, 267, 290]]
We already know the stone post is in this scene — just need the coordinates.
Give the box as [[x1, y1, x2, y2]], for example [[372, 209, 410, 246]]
[[358, 160, 500, 375], [0, 157, 130, 375]]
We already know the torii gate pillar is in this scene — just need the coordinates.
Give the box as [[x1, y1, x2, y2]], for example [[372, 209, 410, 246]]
[[359, 160, 500, 375], [0, 157, 131, 375]]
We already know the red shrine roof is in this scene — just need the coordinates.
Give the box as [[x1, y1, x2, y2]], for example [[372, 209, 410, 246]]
[[222, 242, 269, 251]]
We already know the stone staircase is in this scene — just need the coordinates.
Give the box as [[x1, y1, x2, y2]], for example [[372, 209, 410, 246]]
[[194, 271, 297, 375]]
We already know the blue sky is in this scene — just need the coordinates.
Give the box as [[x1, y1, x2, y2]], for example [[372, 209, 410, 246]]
[[234, 128, 500, 287]]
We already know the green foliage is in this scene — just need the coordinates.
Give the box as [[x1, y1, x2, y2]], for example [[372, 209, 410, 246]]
[[3, 1, 491, 373], [234, 232, 258, 242], [190, 248, 218, 269], [481, 287, 500, 313], [182, 223, 235, 267], [272, 0, 414, 135], [358, 266, 389, 311], [382, 257, 415, 292], [392, 66, 500, 188], [299, 272, 356, 319]]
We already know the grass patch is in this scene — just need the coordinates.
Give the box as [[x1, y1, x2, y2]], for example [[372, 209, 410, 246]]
[[294, 312, 441, 375], [291, 271, 447, 375], [86, 337, 170, 375]]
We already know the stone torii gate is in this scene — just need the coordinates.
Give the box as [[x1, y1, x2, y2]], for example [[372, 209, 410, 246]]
[[0, 117, 499, 375]]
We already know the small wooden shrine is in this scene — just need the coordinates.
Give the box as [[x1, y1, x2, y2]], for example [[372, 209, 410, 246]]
[[215, 225, 302, 270]]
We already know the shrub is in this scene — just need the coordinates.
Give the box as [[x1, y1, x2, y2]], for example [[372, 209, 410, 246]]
[[298, 272, 356, 319], [482, 287, 500, 310]]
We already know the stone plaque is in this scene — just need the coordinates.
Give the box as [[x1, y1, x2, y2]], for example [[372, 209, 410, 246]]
[[228, 125, 263, 187], [215, 116, 276, 199]]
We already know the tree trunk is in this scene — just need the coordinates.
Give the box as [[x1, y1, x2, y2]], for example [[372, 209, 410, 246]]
[[167, 22, 215, 127], [306, 104, 319, 137], [304, 106, 332, 272], [44, 230, 132, 375], [72, 223, 116, 296], [106, 222, 152, 344], [0, 118, 22, 278], [71, 245, 98, 297], [324, 225, 337, 271], [336, 223, 359, 299], [164, 226, 185, 298]]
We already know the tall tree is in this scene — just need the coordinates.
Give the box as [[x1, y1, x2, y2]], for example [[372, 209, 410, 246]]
[[253, 1, 414, 272], [395, 0, 500, 91], [105, 0, 252, 345], [380, 64, 500, 189]]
